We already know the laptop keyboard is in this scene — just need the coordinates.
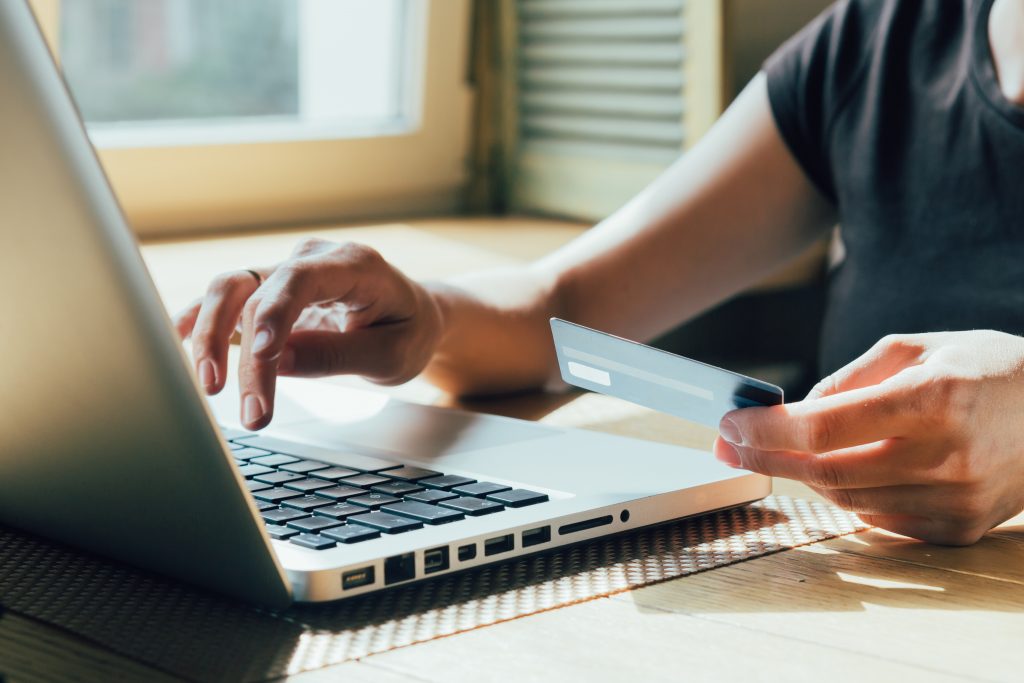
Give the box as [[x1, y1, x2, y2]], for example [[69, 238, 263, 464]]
[[222, 429, 549, 551]]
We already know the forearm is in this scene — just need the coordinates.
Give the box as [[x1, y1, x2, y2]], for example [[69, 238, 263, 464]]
[[421, 74, 836, 397], [542, 73, 836, 345]]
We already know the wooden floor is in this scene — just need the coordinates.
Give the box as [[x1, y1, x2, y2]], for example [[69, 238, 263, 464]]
[[4, 217, 1023, 682]]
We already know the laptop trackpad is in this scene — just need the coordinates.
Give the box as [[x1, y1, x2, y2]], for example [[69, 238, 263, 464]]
[[264, 381, 558, 463]]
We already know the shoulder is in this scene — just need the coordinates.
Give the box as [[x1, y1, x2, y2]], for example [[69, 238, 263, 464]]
[[762, 0, 970, 201]]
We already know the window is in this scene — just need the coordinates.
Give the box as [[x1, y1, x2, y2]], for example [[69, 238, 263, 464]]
[[28, 0, 473, 236], [60, 0, 410, 146]]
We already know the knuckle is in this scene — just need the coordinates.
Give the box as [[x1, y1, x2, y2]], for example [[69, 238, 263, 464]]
[[207, 271, 244, 297], [735, 447, 767, 475], [292, 236, 331, 257], [338, 241, 384, 269], [878, 333, 919, 354], [801, 412, 836, 454], [241, 295, 261, 321], [942, 450, 986, 487], [824, 487, 855, 511], [923, 375, 974, 430], [305, 340, 345, 375], [807, 455, 844, 489]]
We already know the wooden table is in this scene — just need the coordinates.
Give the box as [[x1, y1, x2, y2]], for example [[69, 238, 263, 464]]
[[3, 218, 1022, 682]]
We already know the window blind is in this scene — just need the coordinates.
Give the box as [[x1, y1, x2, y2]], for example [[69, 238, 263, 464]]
[[512, 0, 704, 220]]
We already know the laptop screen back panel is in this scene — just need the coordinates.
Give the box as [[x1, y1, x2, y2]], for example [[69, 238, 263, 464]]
[[0, 1, 290, 608]]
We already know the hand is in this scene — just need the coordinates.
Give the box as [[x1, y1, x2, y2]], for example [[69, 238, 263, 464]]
[[714, 331, 1024, 545], [174, 238, 444, 430]]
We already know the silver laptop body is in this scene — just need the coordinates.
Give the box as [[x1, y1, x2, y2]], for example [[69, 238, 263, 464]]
[[0, 0, 769, 608]]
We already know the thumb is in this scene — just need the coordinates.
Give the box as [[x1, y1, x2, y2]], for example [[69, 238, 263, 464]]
[[276, 328, 403, 381], [807, 335, 925, 400]]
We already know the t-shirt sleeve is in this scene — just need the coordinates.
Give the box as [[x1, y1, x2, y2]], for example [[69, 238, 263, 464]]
[[763, 0, 878, 203]]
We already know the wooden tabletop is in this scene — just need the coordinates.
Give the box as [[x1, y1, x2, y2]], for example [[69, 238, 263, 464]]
[[3, 217, 1022, 682]]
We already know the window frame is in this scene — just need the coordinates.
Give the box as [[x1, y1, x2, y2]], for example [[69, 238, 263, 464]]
[[29, 0, 474, 237]]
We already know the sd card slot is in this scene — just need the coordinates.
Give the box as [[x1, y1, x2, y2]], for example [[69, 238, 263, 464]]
[[558, 515, 613, 536]]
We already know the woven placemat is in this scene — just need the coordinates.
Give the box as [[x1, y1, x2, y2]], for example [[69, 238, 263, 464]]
[[0, 495, 867, 682]]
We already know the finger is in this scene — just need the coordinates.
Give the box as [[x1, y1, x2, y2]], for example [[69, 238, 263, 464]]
[[173, 298, 202, 339], [276, 327, 410, 383], [247, 244, 401, 366], [191, 271, 261, 395], [713, 436, 945, 489], [720, 379, 920, 454], [857, 513, 986, 546], [237, 295, 275, 430], [806, 334, 926, 400]]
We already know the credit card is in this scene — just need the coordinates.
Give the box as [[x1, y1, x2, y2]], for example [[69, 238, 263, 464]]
[[550, 318, 783, 428]]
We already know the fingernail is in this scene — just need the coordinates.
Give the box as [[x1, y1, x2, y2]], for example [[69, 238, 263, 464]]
[[719, 417, 743, 445], [251, 327, 273, 354], [715, 441, 742, 468], [198, 359, 216, 390], [277, 346, 295, 374], [243, 394, 265, 426]]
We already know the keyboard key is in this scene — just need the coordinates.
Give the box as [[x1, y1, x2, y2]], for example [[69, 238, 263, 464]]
[[255, 500, 278, 511], [322, 525, 381, 544], [253, 487, 304, 504], [314, 485, 366, 501], [314, 503, 370, 520], [249, 454, 302, 467], [228, 442, 247, 451], [287, 516, 343, 533], [440, 497, 505, 516], [420, 474, 476, 490], [282, 495, 336, 512], [384, 466, 442, 481], [245, 480, 273, 492], [237, 464, 274, 479], [382, 501, 465, 525], [348, 493, 400, 510], [237, 435, 402, 472], [266, 526, 299, 540], [341, 473, 391, 488], [290, 533, 336, 550], [371, 481, 423, 497], [310, 466, 361, 481], [231, 447, 274, 461], [452, 482, 511, 498], [405, 489, 458, 504], [487, 489, 550, 508], [220, 426, 253, 441], [279, 459, 331, 474], [253, 471, 306, 486], [262, 507, 310, 525], [349, 512, 424, 534], [283, 478, 334, 493]]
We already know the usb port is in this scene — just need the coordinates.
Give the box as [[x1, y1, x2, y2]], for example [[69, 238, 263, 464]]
[[484, 534, 514, 556], [424, 546, 449, 574], [342, 566, 375, 590], [522, 526, 551, 548]]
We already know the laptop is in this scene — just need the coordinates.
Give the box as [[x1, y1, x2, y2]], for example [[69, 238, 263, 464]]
[[0, 0, 769, 608]]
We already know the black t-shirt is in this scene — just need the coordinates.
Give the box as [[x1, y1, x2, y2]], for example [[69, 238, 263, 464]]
[[765, 0, 1024, 375]]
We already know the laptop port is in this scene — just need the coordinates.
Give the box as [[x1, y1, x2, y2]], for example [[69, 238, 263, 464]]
[[558, 515, 613, 536], [384, 552, 415, 585], [484, 534, 514, 556], [424, 546, 449, 574], [458, 544, 477, 561], [522, 526, 551, 548], [342, 566, 375, 590]]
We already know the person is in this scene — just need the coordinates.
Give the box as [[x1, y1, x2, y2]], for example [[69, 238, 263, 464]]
[[175, 0, 1024, 546]]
